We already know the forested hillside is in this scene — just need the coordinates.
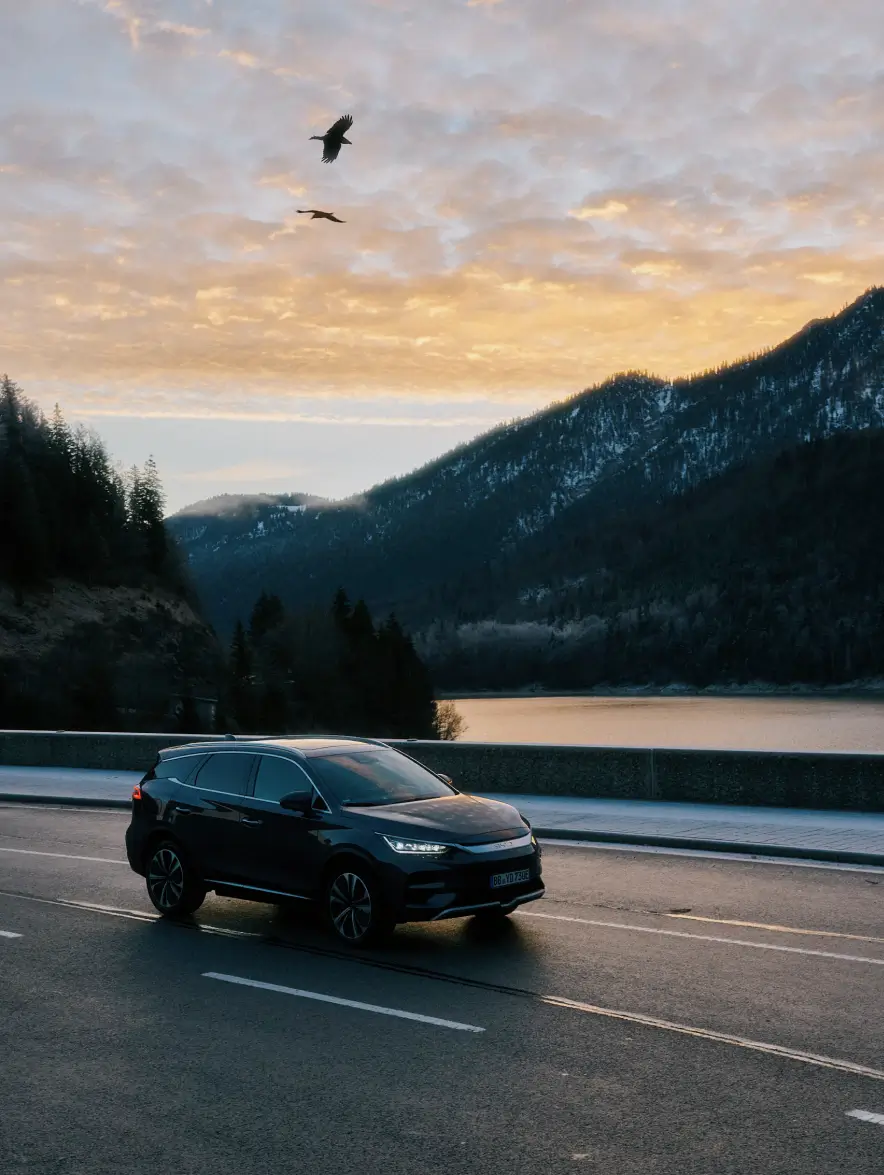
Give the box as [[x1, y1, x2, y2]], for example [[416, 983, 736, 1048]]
[[418, 430, 884, 690], [0, 376, 184, 596], [169, 290, 884, 691], [0, 377, 221, 730], [0, 377, 450, 733]]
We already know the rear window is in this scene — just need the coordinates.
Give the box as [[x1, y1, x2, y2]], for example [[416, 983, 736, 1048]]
[[309, 748, 454, 807], [153, 754, 207, 783], [192, 752, 255, 796]]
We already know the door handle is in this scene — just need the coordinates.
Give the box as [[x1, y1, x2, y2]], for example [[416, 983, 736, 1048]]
[[175, 804, 197, 814], [241, 817, 263, 826]]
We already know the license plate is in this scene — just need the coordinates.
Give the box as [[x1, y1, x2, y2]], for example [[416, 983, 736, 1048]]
[[490, 868, 530, 889]]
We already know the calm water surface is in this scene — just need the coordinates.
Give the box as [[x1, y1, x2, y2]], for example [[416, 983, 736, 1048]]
[[450, 696, 884, 753]]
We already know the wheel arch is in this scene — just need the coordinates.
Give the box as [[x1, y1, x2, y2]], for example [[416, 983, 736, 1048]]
[[320, 847, 378, 893], [141, 830, 203, 881]]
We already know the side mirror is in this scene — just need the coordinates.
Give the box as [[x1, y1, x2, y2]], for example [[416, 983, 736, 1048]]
[[279, 790, 313, 814], [438, 773, 454, 787]]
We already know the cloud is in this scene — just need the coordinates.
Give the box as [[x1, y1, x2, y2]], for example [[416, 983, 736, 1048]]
[[156, 23, 210, 39], [2, 0, 884, 421], [570, 201, 630, 222]]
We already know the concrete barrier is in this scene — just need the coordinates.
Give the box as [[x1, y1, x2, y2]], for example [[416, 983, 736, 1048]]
[[393, 741, 884, 813], [0, 730, 882, 812]]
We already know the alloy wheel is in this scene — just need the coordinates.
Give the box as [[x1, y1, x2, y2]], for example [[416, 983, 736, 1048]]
[[147, 847, 185, 912], [328, 872, 373, 942]]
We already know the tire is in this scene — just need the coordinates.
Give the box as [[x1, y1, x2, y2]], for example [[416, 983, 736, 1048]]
[[145, 840, 206, 917], [324, 864, 394, 948]]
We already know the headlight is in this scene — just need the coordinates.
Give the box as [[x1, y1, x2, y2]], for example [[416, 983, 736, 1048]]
[[381, 834, 450, 855]]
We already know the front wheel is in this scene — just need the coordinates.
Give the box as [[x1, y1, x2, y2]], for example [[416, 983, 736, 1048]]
[[146, 841, 206, 917], [325, 866, 393, 948]]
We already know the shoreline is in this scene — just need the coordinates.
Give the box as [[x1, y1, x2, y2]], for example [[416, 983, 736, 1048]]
[[437, 683, 884, 702]]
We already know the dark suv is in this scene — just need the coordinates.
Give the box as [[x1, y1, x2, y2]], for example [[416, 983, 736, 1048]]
[[125, 736, 544, 945]]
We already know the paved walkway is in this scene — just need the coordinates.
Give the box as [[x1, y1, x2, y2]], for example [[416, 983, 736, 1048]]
[[1, 767, 883, 865], [477, 793, 884, 865]]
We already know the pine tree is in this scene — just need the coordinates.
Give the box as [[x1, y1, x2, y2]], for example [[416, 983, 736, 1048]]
[[231, 619, 252, 682], [331, 587, 351, 633], [127, 456, 167, 575], [249, 592, 286, 645], [376, 613, 437, 738], [228, 620, 255, 731]]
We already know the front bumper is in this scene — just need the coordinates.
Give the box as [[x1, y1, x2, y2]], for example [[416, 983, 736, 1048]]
[[379, 839, 544, 923], [429, 884, 545, 921]]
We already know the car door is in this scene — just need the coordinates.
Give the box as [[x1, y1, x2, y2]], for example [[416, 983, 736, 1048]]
[[238, 753, 329, 898], [174, 751, 257, 880]]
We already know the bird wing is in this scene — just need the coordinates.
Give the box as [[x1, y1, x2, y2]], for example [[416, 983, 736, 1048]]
[[326, 114, 353, 138], [328, 214, 345, 223]]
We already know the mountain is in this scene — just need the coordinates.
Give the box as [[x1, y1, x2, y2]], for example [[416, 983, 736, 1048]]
[[169, 288, 884, 682], [419, 428, 884, 690], [169, 492, 328, 545]]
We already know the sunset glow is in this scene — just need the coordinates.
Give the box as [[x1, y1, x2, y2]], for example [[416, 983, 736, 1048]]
[[3, 0, 883, 504]]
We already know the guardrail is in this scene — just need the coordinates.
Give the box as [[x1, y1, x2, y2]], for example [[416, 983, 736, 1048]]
[[1, 729, 882, 812]]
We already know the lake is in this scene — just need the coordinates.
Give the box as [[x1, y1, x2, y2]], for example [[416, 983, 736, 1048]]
[[448, 695, 884, 754]]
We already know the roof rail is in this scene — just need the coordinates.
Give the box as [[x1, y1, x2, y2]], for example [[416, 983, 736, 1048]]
[[282, 733, 389, 747], [336, 735, 390, 747], [219, 734, 274, 741]]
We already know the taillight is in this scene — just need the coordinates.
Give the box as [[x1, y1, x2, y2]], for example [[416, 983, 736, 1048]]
[[131, 785, 142, 801]]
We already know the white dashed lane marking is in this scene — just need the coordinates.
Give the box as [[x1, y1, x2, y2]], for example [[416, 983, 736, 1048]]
[[0, 929, 22, 938], [0, 846, 127, 864], [846, 1110, 884, 1126], [203, 971, 486, 1033]]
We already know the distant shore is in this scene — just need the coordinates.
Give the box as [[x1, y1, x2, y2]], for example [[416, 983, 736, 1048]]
[[437, 682, 884, 702]]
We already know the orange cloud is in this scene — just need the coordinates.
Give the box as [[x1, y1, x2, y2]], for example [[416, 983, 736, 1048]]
[[3, 0, 884, 423]]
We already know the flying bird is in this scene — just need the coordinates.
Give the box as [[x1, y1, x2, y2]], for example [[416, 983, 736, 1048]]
[[310, 114, 353, 163], [297, 209, 346, 223]]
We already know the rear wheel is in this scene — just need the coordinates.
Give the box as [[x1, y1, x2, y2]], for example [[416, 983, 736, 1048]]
[[145, 841, 206, 917], [325, 865, 393, 948]]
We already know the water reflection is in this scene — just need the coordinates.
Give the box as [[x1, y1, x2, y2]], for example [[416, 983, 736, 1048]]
[[449, 695, 884, 753]]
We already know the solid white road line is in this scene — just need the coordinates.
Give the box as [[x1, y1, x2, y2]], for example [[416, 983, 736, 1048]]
[[538, 838, 884, 874], [520, 910, 884, 966], [0, 846, 126, 865], [0, 929, 22, 938], [846, 1110, 884, 1125], [665, 913, 884, 946], [203, 971, 486, 1033], [0, 890, 269, 937], [541, 995, 884, 1082]]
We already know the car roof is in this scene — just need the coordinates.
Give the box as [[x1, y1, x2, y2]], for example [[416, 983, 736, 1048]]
[[158, 736, 390, 761]]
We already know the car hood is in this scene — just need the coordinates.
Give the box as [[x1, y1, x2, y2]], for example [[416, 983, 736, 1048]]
[[349, 793, 527, 844]]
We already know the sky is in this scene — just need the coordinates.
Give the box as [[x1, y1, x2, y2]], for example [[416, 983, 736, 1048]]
[[2, 0, 883, 512]]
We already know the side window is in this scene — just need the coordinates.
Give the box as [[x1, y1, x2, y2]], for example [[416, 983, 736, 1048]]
[[254, 755, 310, 804], [193, 753, 255, 796], [155, 754, 206, 783]]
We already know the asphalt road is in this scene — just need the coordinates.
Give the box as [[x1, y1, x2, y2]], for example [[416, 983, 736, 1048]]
[[1, 802, 883, 1174]]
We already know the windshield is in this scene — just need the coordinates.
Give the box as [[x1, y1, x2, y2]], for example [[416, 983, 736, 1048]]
[[308, 748, 455, 806]]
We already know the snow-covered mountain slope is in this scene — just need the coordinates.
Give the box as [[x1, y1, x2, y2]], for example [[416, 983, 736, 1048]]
[[170, 288, 884, 635]]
